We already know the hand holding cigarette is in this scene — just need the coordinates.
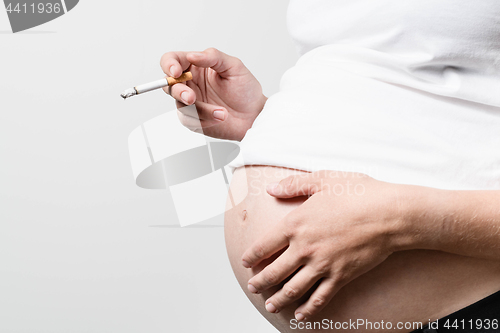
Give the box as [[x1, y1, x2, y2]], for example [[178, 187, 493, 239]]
[[158, 48, 268, 141]]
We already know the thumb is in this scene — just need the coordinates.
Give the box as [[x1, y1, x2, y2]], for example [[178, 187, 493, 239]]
[[186, 48, 245, 78], [266, 174, 322, 198]]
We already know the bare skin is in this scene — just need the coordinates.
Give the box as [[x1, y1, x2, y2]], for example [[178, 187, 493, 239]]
[[225, 166, 500, 332]]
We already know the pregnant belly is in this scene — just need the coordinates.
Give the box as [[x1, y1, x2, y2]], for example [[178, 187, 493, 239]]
[[224, 166, 500, 333]]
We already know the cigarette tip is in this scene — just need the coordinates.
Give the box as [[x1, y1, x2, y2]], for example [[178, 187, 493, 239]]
[[120, 88, 136, 100]]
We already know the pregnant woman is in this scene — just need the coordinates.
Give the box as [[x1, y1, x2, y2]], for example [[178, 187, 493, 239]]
[[161, 1, 500, 332]]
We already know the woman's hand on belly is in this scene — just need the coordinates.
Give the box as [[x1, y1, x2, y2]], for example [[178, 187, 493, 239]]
[[241, 170, 412, 322]]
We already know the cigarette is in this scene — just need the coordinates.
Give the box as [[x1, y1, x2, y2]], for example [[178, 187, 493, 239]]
[[120, 72, 193, 100]]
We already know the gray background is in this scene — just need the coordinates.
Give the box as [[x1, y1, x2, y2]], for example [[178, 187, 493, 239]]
[[0, 1, 298, 332]]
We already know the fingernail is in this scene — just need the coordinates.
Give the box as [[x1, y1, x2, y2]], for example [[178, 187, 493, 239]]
[[242, 260, 251, 268], [266, 302, 277, 313], [247, 283, 259, 294], [266, 183, 279, 192], [181, 91, 189, 104], [295, 312, 306, 321], [169, 65, 176, 77], [213, 110, 225, 121], [190, 52, 204, 57]]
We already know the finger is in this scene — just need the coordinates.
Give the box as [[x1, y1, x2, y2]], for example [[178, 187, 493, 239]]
[[266, 173, 322, 199], [264, 266, 322, 314], [186, 47, 244, 78], [169, 83, 196, 105], [247, 250, 302, 294], [177, 101, 228, 124], [163, 83, 196, 105], [160, 51, 192, 78], [294, 278, 338, 321], [176, 109, 202, 131], [177, 103, 200, 118], [241, 226, 289, 268], [193, 100, 228, 122], [176, 110, 200, 130]]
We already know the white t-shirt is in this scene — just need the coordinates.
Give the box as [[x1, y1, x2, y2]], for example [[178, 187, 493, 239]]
[[229, 0, 500, 190]]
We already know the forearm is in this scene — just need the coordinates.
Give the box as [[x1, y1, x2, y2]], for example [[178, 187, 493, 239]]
[[397, 186, 500, 260]]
